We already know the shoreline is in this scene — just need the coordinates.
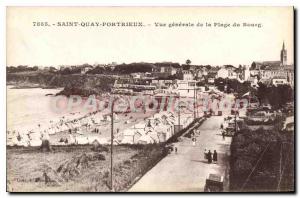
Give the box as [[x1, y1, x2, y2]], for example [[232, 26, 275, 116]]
[[7, 82, 61, 90]]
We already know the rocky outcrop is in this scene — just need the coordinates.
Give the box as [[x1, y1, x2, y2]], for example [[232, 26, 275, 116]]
[[7, 72, 116, 96]]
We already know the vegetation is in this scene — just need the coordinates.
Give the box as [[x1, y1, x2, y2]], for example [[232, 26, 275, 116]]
[[7, 65, 38, 73], [114, 63, 154, 74], [86, 66, 108, 75], [256, 83, 294, 109], [215, 78, 253, 96], [230, 124, 294, 191], [7, 144, 167, 192], [185, 59, 191, 65], [56, 87, 98, 97], [7, 66, 57, 73], [60, 67, 81, 75]]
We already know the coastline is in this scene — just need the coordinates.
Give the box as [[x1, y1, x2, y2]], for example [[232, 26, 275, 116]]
[[7, 82, 61, 90]]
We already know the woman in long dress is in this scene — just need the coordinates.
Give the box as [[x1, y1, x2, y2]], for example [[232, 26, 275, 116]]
[[207, 150, 212, 163], [213, 150, 218, 163]]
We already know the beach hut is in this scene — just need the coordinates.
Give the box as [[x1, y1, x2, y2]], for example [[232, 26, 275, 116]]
[[157, 132, 167, 142], [133, 129, 144, 143], [121, 129, 135, 144], [155, 125, 172, 141], [67, 134, 76, 144], [114, 113, 119, 121], [88, 136, 107, 144], [94, 114, 104, 124], [91, 139, 101, 149], [133, 122, 146, 130], [148, 132, 159, 143], [30, 138, 42, 147], [105, 115, 112, 122], [75, 136, 89, 145]]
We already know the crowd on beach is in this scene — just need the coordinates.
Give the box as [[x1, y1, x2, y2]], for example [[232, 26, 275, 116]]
[[7, 110, 114, 147], [7, 107, 195, 147]]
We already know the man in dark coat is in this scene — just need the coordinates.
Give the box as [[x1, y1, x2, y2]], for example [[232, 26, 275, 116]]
[[213, 150, 218, 163], [222, 131, 225, 140]]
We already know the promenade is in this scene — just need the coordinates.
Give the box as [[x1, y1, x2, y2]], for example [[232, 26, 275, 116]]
[[129, 116, 232, 192]]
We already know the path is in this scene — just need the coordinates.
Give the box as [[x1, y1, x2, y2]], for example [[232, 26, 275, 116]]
[[129, 116, 232, 192]]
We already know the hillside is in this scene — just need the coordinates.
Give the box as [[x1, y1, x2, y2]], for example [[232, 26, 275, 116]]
[[7, 72, 116, 96]]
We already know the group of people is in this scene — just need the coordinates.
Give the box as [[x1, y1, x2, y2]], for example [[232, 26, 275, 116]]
[[204, 149, 218, 164]]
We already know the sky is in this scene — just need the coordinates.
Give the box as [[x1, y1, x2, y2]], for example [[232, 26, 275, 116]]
[[7, 7, 294, 67]]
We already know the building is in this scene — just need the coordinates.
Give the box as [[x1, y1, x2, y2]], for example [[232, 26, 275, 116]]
[[181, 70, 195, 81], [195, 67, 208, 80], [280, 42, 287, 66], [174, 80, 197, 98], [272, 77, 288, 86], [81, 65, 93, 74], [152, 62, 179, 79], [216, 65, 237, 79], [251, 41, 294, 87], [238, 65, 251, 81]]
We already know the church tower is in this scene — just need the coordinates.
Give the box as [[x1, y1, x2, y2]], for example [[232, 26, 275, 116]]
[[280, 41, 287, 66]]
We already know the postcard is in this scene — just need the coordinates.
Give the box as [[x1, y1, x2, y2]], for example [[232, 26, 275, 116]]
[[6, 7, 294, 192]]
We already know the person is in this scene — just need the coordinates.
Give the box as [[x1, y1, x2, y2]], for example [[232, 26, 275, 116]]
[[192, 137, 196, 146], [175, 147, 178, 154], [213, 150, 218, 163], [220, 124, 223, 129], [204, 149, 208, 160], [207, 150, 212, 163], [222, 131, 225, 140]]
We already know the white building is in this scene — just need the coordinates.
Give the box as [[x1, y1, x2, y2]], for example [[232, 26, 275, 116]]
[[182, 70, 194, 81], [217, 66, 237, 79], [272, 77, 288, 86], [175, 80, 197, 98]]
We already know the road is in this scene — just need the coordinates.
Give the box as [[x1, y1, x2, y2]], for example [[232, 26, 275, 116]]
[[129, 116, 232, 192]]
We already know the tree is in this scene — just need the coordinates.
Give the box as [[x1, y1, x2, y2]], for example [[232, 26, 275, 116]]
[[61, 68, 72, 75], [205, 65, 212, 70], [185, 59, 191, 65], [251, 62, 257, 70], [33, 66, 39, 71], [255, 83, 293, 109], [87, 66, 105, 74]]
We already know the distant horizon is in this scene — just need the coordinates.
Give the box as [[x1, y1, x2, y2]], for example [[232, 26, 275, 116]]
[[6, 57, 294, 68]]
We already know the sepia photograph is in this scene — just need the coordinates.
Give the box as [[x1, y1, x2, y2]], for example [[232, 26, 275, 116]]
[[6, 6, 294, 192]]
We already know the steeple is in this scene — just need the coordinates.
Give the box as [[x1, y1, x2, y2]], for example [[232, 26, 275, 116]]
[[280, 41, 287, 66]]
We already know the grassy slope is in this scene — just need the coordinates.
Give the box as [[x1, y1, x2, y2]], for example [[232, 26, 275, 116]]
[[229, 126, 294, 192], [7, 144, 167, 192]]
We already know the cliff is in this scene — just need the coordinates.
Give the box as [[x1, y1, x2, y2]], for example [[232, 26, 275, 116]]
[[7, 72, 116, 96]]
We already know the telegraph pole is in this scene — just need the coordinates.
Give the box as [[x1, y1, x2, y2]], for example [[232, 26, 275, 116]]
[[110, 98, 114, 191], [235, 82, 239, 134], [194, 85, 196, 119], [178, 93, 181, 132]]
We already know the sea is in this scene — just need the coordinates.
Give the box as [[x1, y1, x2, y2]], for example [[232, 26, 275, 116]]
[[7, 86, 72, 133]]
